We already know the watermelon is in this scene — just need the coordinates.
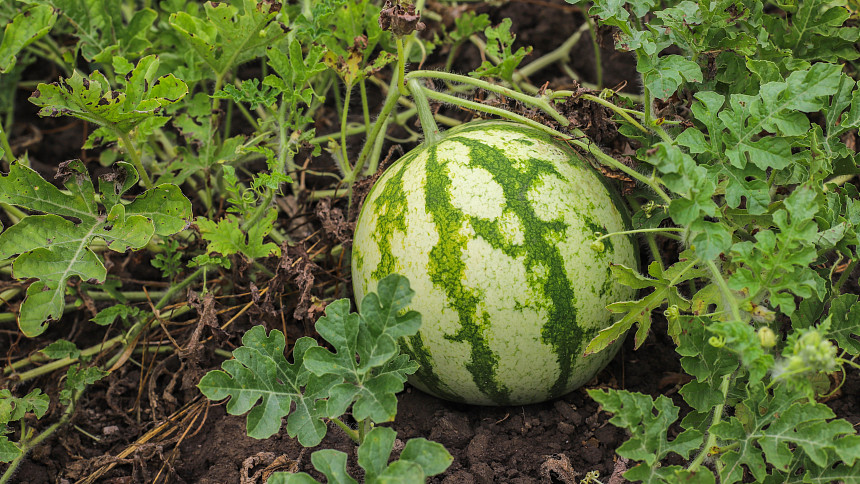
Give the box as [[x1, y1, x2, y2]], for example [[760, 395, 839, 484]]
[[351, 121, 637, 406]]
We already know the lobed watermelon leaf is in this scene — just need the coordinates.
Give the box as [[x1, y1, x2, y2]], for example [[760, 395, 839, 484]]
[[199, 274, 421, 446], [303, 274, 420, 423], [0, 160, 191, 337], [198, 329, 337, 446], [28, 55, 187, 149], [268, 427, 452, 484], [168, 0, 288, 80], [585, 250, 706, 355]]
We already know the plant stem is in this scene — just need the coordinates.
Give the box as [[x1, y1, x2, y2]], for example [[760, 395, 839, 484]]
[[0, 389, 83, 484], [396, 37, 408, 94], [832, 258, 857, 296], [357, 419, 368, 444], [641, 82, 654, 134], [330, 417, 360, 443], [594, 227, 685, 242], [646, 234, 665, 272], [408, 79, 441, 145], [417, 87, 563, 137], [350, 83, 402, 184], [415, 84, 672, 203], [707, 260, 742, 322], [581, 93, 650, 135], [359, 79, 371, 140], [0, 122, 13, 163], [117, 131, 153, 189], [340, 85, 353, 172], [405, 70, 569, 127], [687, 374, 730, 473], [83, 290, 169, 302]]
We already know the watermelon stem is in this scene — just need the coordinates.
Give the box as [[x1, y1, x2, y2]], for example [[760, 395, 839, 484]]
[[687, 374, 732, 473], [405, 69, 570, 128], [407, 78, 441, 144], [330, 417, 360, 443], [706, 259, 743, 323], [593, 227, 685, 243]]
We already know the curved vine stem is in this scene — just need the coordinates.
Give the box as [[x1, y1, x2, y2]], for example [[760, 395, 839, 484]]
[[407, 79, 441, 144], [405, 70, 569, 127]]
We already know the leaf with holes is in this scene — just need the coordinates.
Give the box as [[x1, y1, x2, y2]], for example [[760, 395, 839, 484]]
[[0, 160, 191, 336]]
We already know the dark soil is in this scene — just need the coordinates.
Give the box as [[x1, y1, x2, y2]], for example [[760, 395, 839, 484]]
[[2, 1, 859, 484]]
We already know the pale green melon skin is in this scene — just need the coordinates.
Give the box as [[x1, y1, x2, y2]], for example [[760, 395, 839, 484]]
[[352, 121, 637, 406]]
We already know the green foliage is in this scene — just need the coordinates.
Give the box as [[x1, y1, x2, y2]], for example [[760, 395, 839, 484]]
[[269, 427, 452, 484], [213, 78, 278, 110], [470, 19, 531, 83], [31, 0, 157, 64], [0, 389, 49, 463], [91, 304, 149, 327], [168, 0, 288, 81], [564, 0, 860, 482], [199, 274, 421, 444], [0, 160, 191, 336], [2, 0, 859, 481], [29, 55, 188, 148], [196, 209, 281, 260], [588, 389, 704, 483], [0, 3, 57, 73], [150, 238, 184, 279], [39, 340, 80, 360], [59, 364, 107, 406], [586, 250, 705, 354]]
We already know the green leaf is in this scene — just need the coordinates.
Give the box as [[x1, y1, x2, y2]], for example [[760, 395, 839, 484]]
[[39, 0, 156, 62], [169, 0, 288, 79], [714, 384, 857, 483], [40, 340, 80, 360], [0, 388, 50, 424], [586, 253, 704, 354], [213, 78, 278, 110], [309, 449, 358, 484], [729, 185, 827, 316], [707, 320, 773, 385], [196, 209, 281, 260], [29, 55, 187, 146], [0, 4, 58, 73], [448, 11, 490, 43], [640, 54, 702, 99], [823, 294, 860, 356], [0, 161, 191, 336], [676, 318, 738, 413], [588, 389, 703, 468], [267, 473, 321, 484], [197, 329, 338, 445], [59, 364, 107, 406], [91, 304, 144, 327], [469, 19, 532, 82], [0, 437, 20, 463], [399, 438, 453, 477], [304, 274, 420, 423], [376, 461, 424, 483], [265, 38, 327, 110], [358, 426, 397, 481]]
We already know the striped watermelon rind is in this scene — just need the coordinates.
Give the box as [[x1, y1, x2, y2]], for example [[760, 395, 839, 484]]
[[352, 121, 638, 406]]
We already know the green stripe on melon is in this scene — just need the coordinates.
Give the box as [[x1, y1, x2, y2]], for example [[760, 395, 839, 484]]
[[352, 121, 637, 406]]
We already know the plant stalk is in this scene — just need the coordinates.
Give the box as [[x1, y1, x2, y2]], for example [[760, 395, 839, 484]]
[[408, 79, 441, 145], [117, 132, 153, 189]]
